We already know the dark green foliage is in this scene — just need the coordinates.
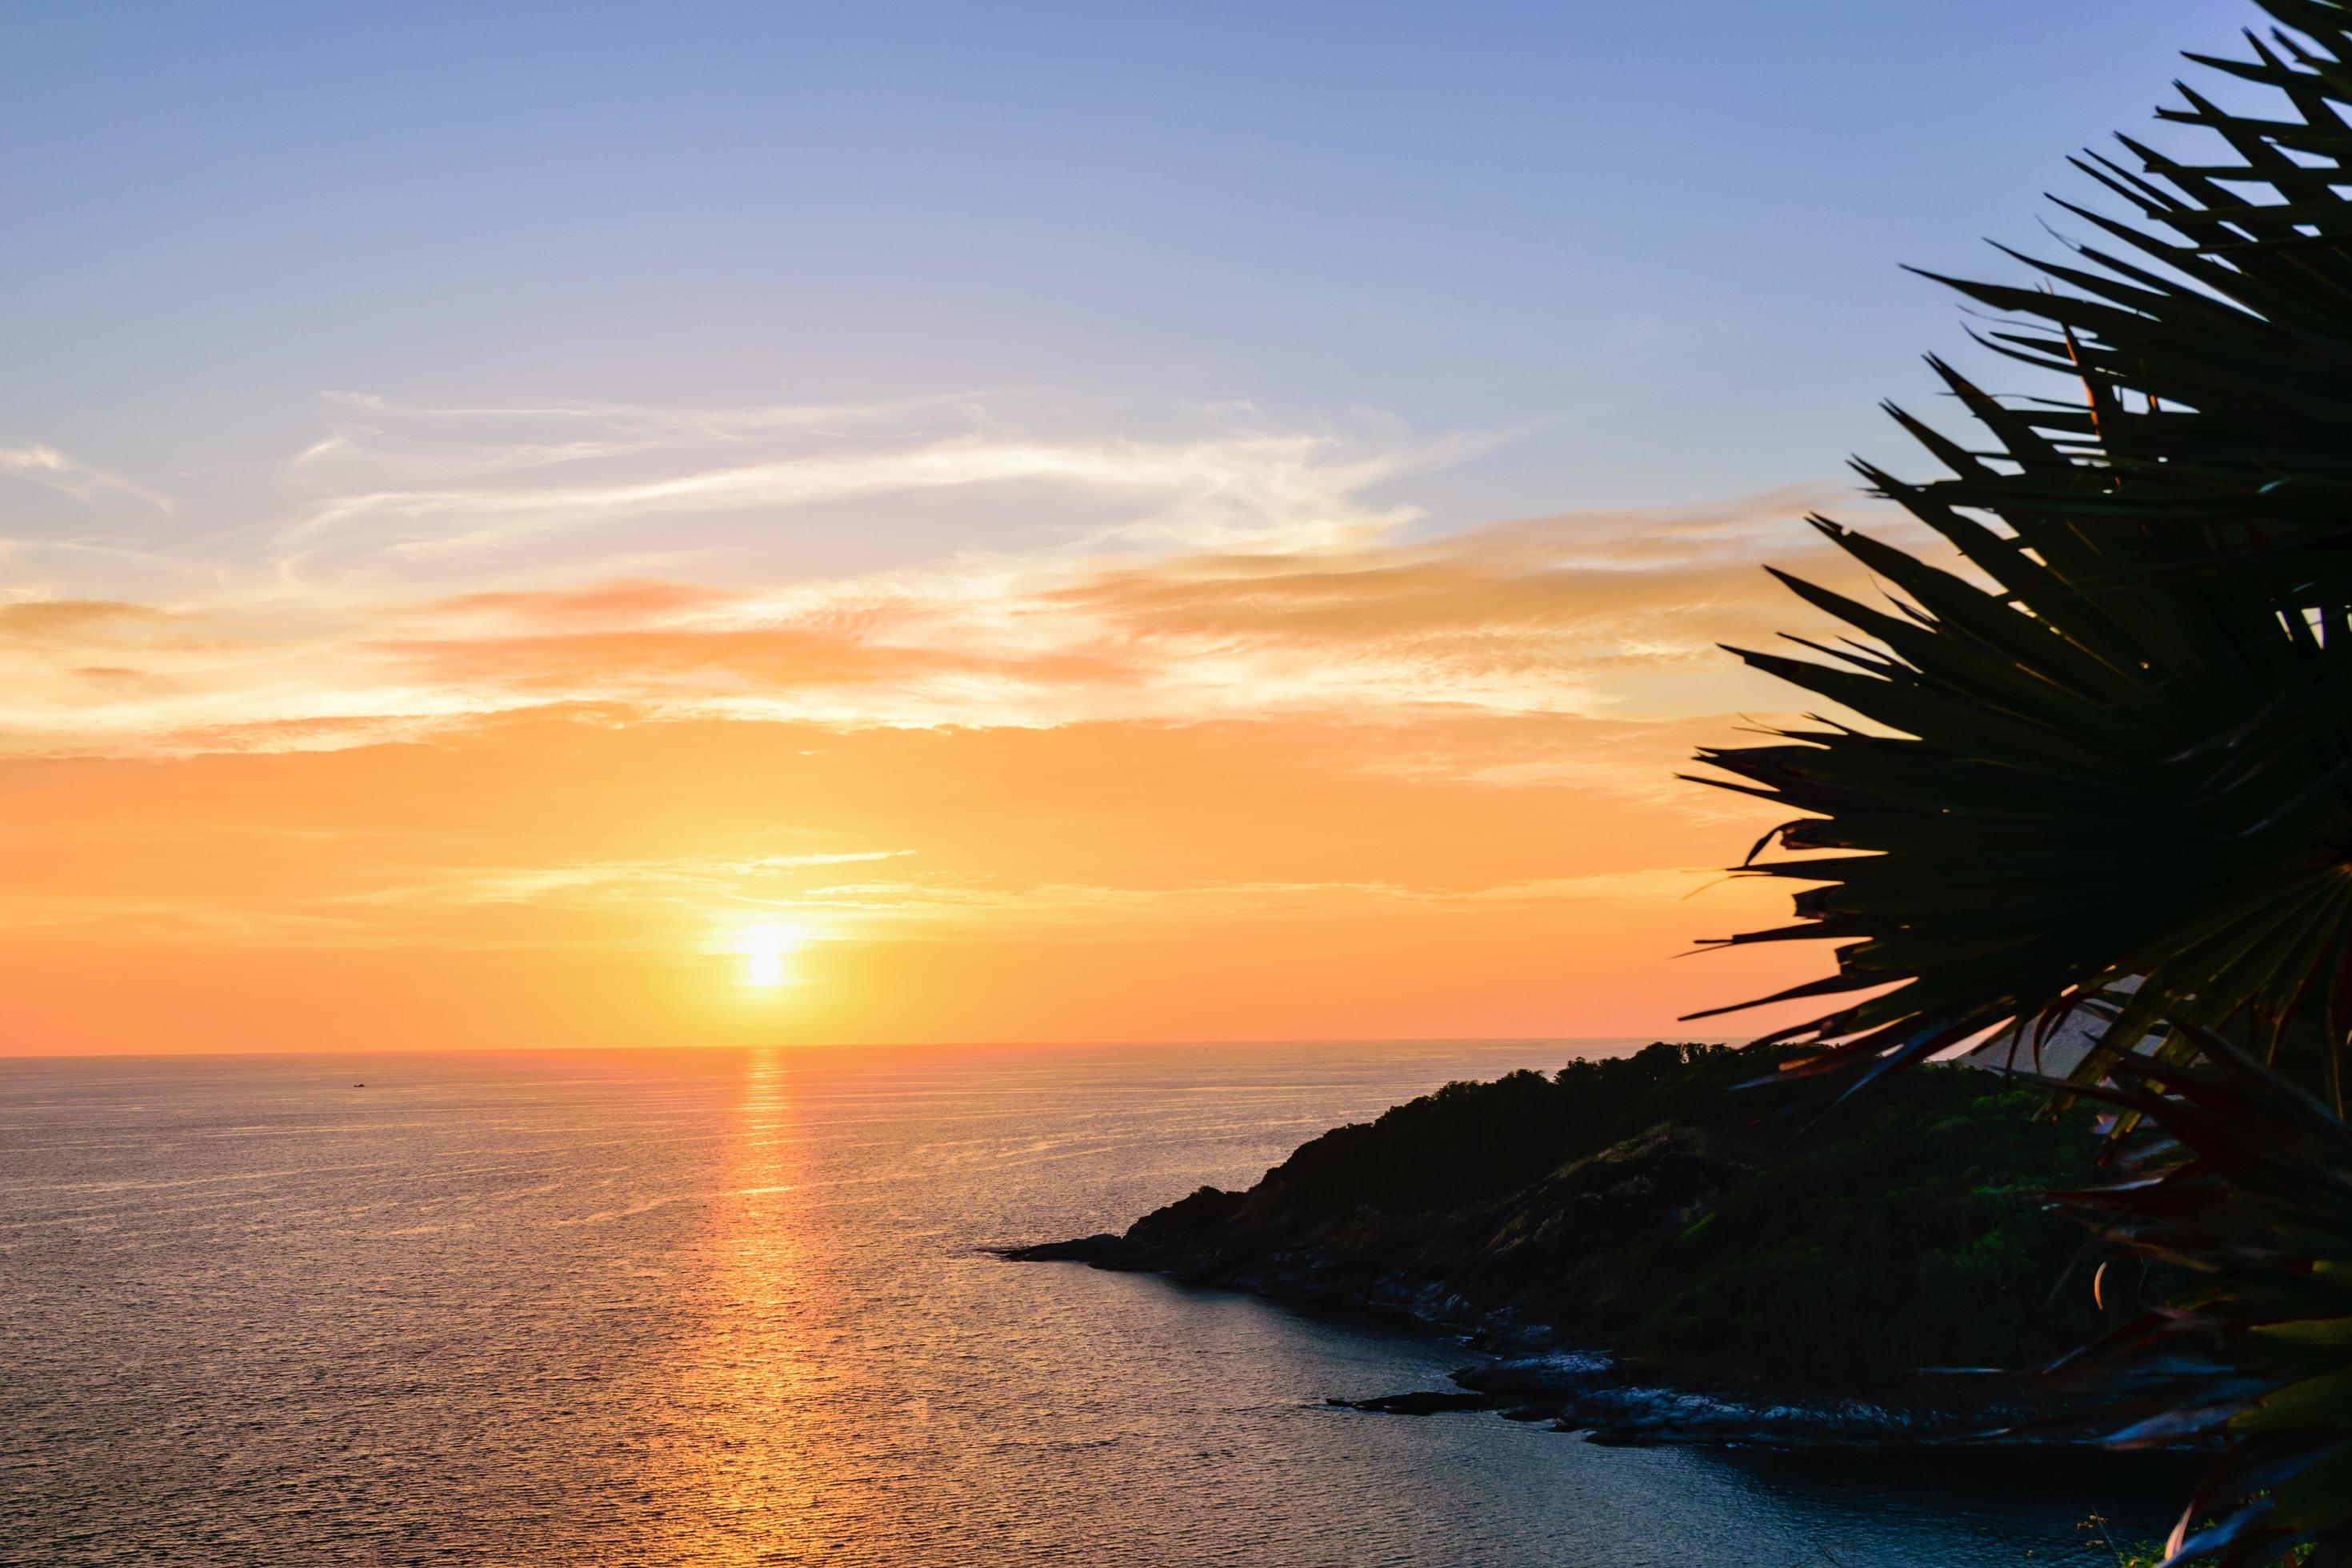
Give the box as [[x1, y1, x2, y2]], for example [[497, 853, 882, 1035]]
[[1257, 1043, 1783, 1214], [1616, 1074, 2107, 1382], [1206, 1043, 2121, 1391]]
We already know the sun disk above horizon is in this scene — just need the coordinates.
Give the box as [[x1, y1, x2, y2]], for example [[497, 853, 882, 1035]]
[[737, 921, 810, 988]]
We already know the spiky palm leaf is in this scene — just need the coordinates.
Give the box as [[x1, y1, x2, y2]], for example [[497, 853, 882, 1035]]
[[1690, 0, 2352, 1110]]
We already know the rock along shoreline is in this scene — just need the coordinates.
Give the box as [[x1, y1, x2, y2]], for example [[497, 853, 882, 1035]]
[[998, 1230, 2083, 1450]]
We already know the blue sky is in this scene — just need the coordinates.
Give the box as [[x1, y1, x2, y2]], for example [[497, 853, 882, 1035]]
[[4, 1, 2236, 545]]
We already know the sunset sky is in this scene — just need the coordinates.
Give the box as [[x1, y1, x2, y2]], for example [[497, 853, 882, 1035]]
[[1, 2, 2228, 1053]]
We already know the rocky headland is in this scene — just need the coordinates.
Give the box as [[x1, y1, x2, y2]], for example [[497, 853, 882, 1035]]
[[1005, 1042, 2139, 1448]]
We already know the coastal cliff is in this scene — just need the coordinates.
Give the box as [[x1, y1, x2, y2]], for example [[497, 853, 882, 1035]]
[[1008, 1042, 2134, 1446]]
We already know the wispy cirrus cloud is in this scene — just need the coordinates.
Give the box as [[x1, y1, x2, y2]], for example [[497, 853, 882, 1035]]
[[338, 849, 918, 914], [265, 392, 1498, 581], [0, 443, 172, 512], [339, 482, 1862, 732], [0, 391, 1886, 760], [0, 598, 175, 643]]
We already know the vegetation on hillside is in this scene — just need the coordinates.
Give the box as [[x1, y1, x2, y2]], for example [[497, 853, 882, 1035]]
[[1693, 2, 2352, 1560], [1137, 1042, 2127, 1393]]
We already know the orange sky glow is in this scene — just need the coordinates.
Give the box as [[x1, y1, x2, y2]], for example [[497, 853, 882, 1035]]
[[0, 401, 1882, 1054]]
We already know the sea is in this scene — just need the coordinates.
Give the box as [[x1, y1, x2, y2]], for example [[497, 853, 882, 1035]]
[[0, 1040, 2194, 1566]]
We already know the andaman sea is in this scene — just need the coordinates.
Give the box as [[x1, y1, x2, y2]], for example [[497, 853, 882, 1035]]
[[0, 1040, 2194, 1567]]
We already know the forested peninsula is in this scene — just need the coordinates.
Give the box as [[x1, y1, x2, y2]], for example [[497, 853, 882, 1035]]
[[1008, 1043, 2144, 1446]]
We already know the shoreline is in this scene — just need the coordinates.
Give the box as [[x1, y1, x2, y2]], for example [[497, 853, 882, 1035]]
[[999, 1234, 2112, 1450]]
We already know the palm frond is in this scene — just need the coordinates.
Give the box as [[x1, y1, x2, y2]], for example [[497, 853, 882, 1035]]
[[1694, 0, 2352, 1108]]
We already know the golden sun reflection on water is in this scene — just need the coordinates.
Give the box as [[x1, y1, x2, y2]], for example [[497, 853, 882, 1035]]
[[653, 1047, 832, 1561]]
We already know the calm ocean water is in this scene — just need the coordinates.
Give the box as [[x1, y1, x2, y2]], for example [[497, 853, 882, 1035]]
[[1, 1041, 2190, 1566]]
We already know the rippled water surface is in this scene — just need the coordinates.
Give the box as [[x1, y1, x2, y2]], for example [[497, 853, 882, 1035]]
[[2, 1042, 2190, 1566]]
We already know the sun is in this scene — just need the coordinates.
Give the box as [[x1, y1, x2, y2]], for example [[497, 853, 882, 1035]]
[[737, 921, 809, 989]]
